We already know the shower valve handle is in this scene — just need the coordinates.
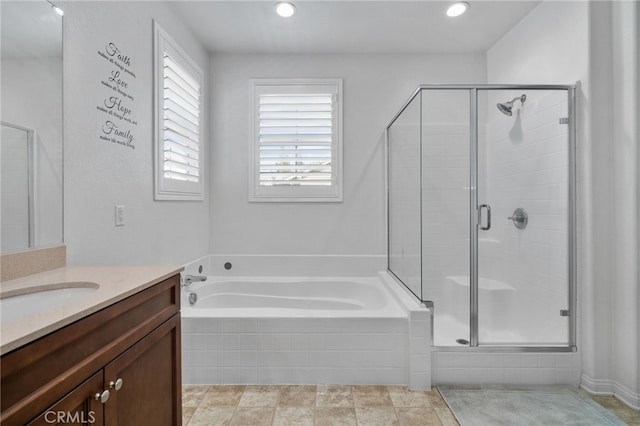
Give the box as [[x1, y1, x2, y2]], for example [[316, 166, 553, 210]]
[[508, 208, 528, 230]]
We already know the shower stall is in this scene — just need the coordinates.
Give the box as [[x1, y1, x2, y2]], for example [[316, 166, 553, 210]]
[[387, 85, 576, 351]]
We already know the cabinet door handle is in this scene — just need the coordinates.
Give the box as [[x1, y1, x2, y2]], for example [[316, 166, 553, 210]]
[[109, 378, 124, 391], [94, 390, 110, 403]]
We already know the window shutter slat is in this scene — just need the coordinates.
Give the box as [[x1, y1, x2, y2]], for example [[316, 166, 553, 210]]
[[162, 51, 201, 184], [164, 130, 199, 153], [164, 88, 200, 117], [164, 55, 200, 91], [258, 92, 334, 187]]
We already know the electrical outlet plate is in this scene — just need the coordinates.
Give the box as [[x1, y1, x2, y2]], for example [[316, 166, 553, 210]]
[[115, 205, 125, 226]]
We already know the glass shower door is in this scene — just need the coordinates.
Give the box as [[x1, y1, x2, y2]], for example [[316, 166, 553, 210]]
[[420, 90, 471, 346], [476, 89, 571, 346]]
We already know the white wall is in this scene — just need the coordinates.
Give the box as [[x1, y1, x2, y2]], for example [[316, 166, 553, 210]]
[[580, 0, 639, 408], [488, 0, 640, 407], [62, 1, 210, 265], [606, 0, 639, 408], [209, 53, 486, 262]]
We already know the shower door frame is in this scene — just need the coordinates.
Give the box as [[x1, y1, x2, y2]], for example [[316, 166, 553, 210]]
[[386, 84, 577, 353], [1, 121, 36, 249]]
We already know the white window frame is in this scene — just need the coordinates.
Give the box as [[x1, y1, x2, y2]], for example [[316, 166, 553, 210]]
[[249, 79, 343, 203], [153, 21, 204, 201]]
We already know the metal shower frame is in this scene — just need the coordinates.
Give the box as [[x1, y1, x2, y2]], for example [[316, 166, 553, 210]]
[[385, 84, 577, 353], [1, 121, 36, 249]]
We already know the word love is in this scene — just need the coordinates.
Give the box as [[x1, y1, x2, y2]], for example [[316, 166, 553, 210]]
[[108, 70, 128, 90]]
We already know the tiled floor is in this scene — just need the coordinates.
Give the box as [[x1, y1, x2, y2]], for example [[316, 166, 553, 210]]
[[183, 385, 640, 426], [592, 395, 640, 426], [182, 385, 459, 426]]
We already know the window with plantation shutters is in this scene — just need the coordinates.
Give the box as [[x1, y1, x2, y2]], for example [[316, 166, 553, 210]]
[[154, 21, 204, 201], [250, 79, 343, 202]]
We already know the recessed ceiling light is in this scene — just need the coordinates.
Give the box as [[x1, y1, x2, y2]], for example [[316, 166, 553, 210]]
[[275, 2, 296, 18], [446, 2, 469, 17]]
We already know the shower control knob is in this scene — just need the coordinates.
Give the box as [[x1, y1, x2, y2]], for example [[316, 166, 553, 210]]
[[508, 208, 528, 230]]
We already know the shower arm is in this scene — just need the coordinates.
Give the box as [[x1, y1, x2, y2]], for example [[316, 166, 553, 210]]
[[508, 94, 526, 105]]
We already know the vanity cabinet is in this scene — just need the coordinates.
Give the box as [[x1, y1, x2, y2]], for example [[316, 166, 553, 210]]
[[1, 274, 181, 426], [26, 373, 105, 426]]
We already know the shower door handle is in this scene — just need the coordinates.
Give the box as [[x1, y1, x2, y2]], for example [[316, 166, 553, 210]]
[[478, 204, 491, 230]]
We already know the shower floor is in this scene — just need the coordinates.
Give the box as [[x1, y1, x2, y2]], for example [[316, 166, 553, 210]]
[[434, 313, 568, 347]]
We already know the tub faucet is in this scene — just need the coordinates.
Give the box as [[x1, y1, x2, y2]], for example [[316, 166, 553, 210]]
[[182, 274, 207, 287]]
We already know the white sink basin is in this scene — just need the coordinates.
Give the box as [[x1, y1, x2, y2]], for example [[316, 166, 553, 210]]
[[1, 283, 99, 323]]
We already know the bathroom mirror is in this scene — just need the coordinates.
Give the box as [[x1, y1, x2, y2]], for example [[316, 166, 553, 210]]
[[1, 1, 63, 253]]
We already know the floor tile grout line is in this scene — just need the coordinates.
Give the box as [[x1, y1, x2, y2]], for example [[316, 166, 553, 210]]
[[182, 384, 637, 426], [183, 384, 458, 425]]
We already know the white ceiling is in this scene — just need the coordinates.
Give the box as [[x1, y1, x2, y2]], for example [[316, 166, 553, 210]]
[[169, 0, 541, 54]]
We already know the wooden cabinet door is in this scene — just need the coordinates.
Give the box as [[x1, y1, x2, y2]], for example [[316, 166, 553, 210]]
[[103, 315, 181, 426], [27, 372, 105, 425]]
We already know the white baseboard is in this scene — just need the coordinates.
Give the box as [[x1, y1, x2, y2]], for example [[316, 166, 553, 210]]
[[581, 374, 640, 410]]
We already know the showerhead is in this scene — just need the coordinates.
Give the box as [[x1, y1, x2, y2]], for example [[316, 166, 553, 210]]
[[497, 102, 513, 116], [496, 94, 527, 116]]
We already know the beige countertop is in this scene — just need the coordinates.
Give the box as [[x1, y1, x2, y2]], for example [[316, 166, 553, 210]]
[[0, 265, 183, 355]]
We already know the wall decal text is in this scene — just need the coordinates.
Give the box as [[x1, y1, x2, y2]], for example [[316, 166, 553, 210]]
[[97, 41, 137, 149]]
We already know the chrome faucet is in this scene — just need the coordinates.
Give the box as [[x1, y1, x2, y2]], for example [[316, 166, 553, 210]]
[[182, 274, 207, 287]]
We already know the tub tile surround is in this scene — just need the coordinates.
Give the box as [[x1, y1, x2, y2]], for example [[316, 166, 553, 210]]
[[183, 254, 387, 277], [181, 256, 432, 390], [182, 315, 411, 387], [182, 384, 459, 426]]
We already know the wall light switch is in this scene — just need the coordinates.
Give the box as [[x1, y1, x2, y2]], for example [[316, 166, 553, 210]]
[[115, 205, 125, 226]]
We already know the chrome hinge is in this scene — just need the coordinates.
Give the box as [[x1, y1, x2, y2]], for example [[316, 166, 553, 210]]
[[560, 309, 569, 317], [559, 117, 569, 124]]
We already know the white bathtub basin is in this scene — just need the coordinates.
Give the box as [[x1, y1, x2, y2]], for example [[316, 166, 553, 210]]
[[1, 283, 99, 323]]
